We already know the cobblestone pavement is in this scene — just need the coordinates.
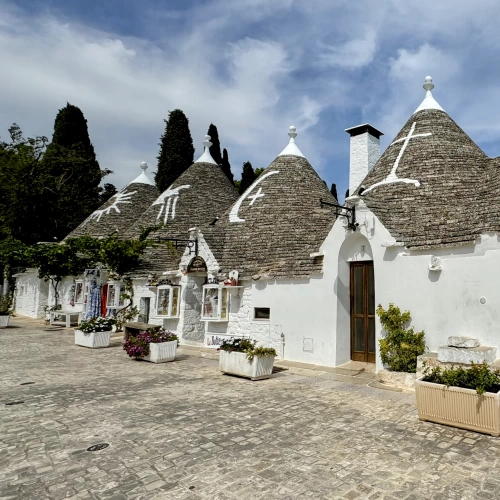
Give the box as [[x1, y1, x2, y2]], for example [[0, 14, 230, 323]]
[[2, 318, 500, 500]]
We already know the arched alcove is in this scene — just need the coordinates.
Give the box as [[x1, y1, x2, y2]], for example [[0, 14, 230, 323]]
[[335, 233, 374, 366]]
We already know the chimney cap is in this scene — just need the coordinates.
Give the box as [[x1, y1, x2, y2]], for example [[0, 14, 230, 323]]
[[345, 123, 384, 139]]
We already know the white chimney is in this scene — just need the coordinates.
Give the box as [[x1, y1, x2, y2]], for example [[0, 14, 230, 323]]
[[345, 124, 383, 195]]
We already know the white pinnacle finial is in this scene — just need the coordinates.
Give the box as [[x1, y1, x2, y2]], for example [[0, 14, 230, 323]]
[[423, 76, 434, 91], [278, 125, 305, 158], [413, 75, 445, 114], [129, 161, 154, 186], [203, 135, 213, 149], [195, 134, 217, 165]]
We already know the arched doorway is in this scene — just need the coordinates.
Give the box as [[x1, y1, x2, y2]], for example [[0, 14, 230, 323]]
[[335, 233, 375, 365]]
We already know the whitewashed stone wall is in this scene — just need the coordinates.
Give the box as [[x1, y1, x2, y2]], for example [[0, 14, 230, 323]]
[[14, 271, 49, 318], [177, 274, 205, 344], [205, 283, 284, 357]]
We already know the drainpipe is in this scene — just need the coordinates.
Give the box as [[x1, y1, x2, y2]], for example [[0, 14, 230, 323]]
[[280, 332, 285, 360]]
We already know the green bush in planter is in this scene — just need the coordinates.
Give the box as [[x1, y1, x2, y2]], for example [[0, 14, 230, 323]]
[[423, 362, 500, 395], [0, 295, 13, 316], [377, 303, 425, 373]]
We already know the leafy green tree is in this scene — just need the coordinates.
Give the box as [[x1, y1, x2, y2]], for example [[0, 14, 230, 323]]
[[98, 183, 118, 205], [156, 110, 194, 192], [0, 124, 49, 244], [330, 183, 338, 201], [207, 123, 222, 165], [221, 148, 234, 184], [41, 103, 111, 240], [239, 161, 256, 195], [254, 167, 265, 178]]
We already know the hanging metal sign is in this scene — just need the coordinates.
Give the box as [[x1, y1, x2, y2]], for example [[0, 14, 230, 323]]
[[187, 256, 207, 273]]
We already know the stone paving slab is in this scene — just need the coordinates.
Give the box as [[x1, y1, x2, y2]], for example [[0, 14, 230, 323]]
[[1, 318, 500, 499]]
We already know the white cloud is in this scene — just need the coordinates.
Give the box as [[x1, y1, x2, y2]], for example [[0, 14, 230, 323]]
[[2, 0, 500, 200], [317, 31, 377, 69]]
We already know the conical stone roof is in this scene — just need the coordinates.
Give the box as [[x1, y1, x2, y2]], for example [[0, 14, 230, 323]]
[[126, 136, 239, 277], [66, 163, 159, 240], [205, 127, 338, 280], [358, 77, 492, 249]]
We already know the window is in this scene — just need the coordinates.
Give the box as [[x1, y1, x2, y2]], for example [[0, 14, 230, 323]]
[[74, 281, 84, 304], [138, 297, 151, 323], [107, 281, 126, 309], [156, 285, 180, 318], [202, 286, 230, 321], [254, 307, 270, 320]]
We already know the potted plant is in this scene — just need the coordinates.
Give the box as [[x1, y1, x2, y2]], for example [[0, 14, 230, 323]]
[[219, 338, 277, 381], [416, 362, 500, 436], [75, 317, 116, 348], [0, 294, 12, 328], [123, 328, 178, 363]]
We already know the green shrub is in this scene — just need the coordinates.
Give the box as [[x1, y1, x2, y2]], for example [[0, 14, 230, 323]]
[[378, 303, 425, 373], [423, 362, 500, 395], [0, 294, 12, 316], [219, 337, 277, 361]]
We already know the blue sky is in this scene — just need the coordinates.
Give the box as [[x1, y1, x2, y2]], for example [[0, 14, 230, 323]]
[[1, 0, 500, 200]]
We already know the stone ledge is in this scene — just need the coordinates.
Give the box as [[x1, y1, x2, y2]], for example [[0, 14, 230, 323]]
[[437, 345, 497, 364], [378, 370, 416, 390], [447, 336, 480, 348]]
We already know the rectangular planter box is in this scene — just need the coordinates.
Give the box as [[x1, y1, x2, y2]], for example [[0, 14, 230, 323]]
[[75, 329, 112, 348], [415, 377, 500, 436], [219, 350, 275, 381], [143, 340, 177, 363], [0, 315, 10, 329]]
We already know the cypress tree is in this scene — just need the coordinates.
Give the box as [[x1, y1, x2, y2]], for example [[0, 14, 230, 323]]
[[221, 148, 234, 184], [156, 110, 194, 192], [207, 123, 222, 165], [239, 161, 256, 195], [42, 103, 107, 240], [330, 183, 338, 201]]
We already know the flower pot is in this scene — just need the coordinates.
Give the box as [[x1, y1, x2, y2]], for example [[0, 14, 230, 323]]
[[219, 350, 275, 380], [143, 340, 177, 363], [0, 315, 10, 329], [75, 329, 112, 349], [415, 376, 500, 436]]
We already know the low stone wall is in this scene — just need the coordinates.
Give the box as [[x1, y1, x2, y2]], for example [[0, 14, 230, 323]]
[[378, 370, 416, 390]]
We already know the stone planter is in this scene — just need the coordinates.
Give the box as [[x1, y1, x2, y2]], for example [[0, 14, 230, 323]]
[[219, 350, 275, 381], [0, 315, 10, 329], [75, 329, 112, 348], [415, 377, 500, 436], [142, 340, 177, 363]]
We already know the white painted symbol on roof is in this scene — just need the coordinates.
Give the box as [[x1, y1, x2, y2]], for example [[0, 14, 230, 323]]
[[229, 171, 279, 223], [153, 185, 191, 223], [362, 122, 431, 195], [248, 188, 265, 206], [82, 189, 136, 225]]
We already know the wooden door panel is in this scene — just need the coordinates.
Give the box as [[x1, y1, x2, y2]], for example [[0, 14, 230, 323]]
[[350, 262, 375, 363]]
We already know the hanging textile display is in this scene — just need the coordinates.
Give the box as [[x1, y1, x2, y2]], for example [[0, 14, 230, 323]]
[[85, 283, 102, 320], [101, 284, 108, 316]]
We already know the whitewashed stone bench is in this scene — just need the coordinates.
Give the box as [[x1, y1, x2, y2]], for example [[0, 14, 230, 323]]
[[49, 311, 81, 328]]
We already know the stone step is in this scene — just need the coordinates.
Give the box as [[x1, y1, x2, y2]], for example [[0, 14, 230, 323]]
[[437, 345, 497, 364], [447, 336, 479, 348]]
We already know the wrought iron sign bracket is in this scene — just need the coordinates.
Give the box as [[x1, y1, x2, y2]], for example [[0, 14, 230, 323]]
[[154, 236, 199, 255], [320, 199, 357, 231]]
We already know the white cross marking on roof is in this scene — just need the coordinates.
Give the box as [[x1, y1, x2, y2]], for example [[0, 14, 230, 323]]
[[362, 122, 431, 195], [82, 189, 136, 225], [153, 185, 191, 223], [248, 188, 265, 206], [229, 171, 279, 223]]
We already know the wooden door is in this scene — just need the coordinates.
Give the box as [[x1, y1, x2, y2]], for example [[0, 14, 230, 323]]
[[350, 262, 375, 363]]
